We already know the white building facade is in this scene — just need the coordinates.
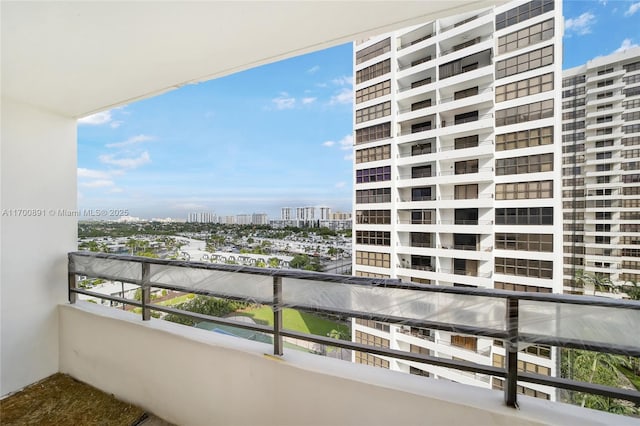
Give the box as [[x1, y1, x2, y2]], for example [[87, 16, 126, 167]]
[[351, 0, 563, 400], [562, 48, 640, 294]]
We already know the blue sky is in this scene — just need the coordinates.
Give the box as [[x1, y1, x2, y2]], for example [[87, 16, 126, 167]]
[[78, 0, 640, 219]]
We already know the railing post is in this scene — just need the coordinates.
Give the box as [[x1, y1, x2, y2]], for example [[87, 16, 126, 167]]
[[68, 271, 77, 304], [273, 276, 283, 356], [505, 297, 519, 408], [141, 262, 151, 321]]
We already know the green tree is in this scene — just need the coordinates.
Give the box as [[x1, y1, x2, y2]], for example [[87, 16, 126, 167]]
[[562, 349, 638, 415], [164, 296, 246, 326], [289, 254, 311, 270]]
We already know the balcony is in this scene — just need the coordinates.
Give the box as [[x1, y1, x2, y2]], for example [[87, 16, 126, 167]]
[[61, 251, 640, 423]]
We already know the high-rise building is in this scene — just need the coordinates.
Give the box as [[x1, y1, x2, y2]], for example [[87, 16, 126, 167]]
[[281, 207, 293, 221], [351, 0, 562, 400], [562, 47, 640, 295]]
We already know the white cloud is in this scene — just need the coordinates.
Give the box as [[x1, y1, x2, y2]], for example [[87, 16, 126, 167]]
[[110, 120, 123, 129], [106, 134, 154, 148], [323, 134, 352, 150], [343, 153, 354, 161], [332, 76, 353, 86], [329, 88, 353, 105], [338, 134, 353, 150], [335, 182, 346, 188], [598, 0, 607, 5], [271, 92, 296, 110], [108, 187, 124, 193], [80, 179, 115, 188], [614, 38, 640, 53], [302, 97, 317, 105], [564, 12, 596, 36], [307, 65, 320, 74], [78, 168, 111, 179], [625, 2, 640, 16], [78, 111, 112, 125], [99, 151, 151, 169]]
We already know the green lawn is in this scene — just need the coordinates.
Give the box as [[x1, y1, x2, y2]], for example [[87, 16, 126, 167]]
[[133, 293, 195, 313], [235, 306, 350, 339], [619, 365, 640, 390]]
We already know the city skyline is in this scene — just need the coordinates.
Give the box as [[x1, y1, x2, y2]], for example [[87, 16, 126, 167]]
[[77, 0, 640, 219]]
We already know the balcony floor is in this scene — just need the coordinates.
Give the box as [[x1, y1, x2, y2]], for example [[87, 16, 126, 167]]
[[0, 373, 172, 426]]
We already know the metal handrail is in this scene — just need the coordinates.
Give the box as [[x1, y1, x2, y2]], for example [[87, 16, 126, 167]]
[[68, 251, 640, 409]]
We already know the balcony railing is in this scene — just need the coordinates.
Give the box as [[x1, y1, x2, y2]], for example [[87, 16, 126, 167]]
[[68, 251, 640, 409]]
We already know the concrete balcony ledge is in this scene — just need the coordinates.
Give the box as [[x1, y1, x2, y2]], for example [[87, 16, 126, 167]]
[[59, 302, 633, 426]]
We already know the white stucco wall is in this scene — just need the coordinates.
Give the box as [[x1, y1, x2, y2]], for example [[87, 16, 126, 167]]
[[0, 97, 77, 395], [59, 302, 632, 426]]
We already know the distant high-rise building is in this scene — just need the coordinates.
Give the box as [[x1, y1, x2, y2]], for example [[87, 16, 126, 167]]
[[351, 0, 561, 400], [252, 213, 269, 225], [561, 47, 640, 294], [281, 207, 293, 220], [187, 211, 216, 223]]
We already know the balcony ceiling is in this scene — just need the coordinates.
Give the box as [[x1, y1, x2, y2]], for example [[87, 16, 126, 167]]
[[1, 1, 504, 118]]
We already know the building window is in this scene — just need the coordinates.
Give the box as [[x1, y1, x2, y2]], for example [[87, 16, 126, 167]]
[[354, 351, 389, 368], [355, 210, 391, 225], [496, 73, 554, 102], [411, 209, 434, 224], [562, 109, 585, 120], [356, 231, 391, 246], [355, 319, 390, 332], [355, 38, 391, 65], [562, 121, 585, 131], [496, 126, 553, 151], [495, 281, 552, 293], [411, 141, 433, 156], [355, 144, 391, 164], [454, 135, 479, 149], [496, 207, 553, 225], [562, 98, 586, 109], [412, 187, 433, 201], [356, 122, 391, 145], [356, 188, 391, 204], [454, 159, 479, 174], [412, 165, 432, 178], [355, 101, 391, 124], [356, 166, 391, 183], [410, 232, 432, 248], [496, 99, 554, 126], [495, 233, 553, 252], [356, 59, 391, 84], [439, 50, 490, 79], [562, 75, 586, 87], [624, 60, 640, 72], [355, 271, 390, 279], [454, 86, 479, 100], [498, 18, 554, 54], [495, 46, 553, 79], [355, 251, 390, 268], [454, 184, 478, 200], [495, 0, 554, 30], [623, 124, 640, 134], [454, 110, 479, 125], [495, 153, 553, 175], [355, 80, 391, 104], [495, 257, 553, 279], [496, 180, 553, 200], [562, 86, 585, 98], [625, 87, 640, 98]]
